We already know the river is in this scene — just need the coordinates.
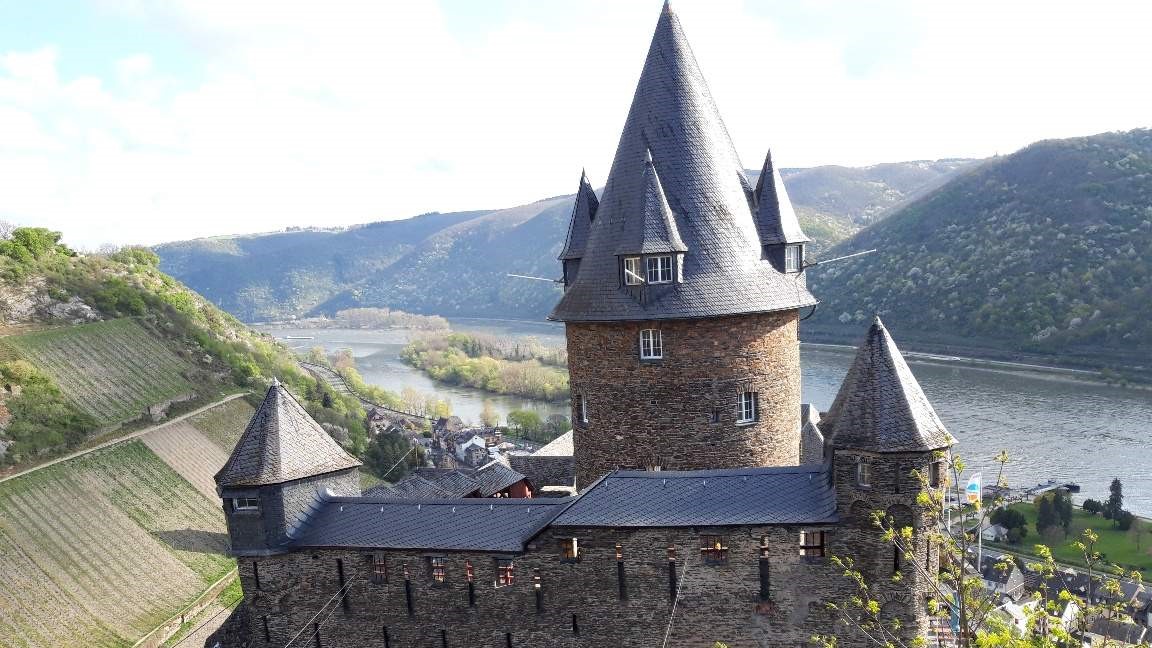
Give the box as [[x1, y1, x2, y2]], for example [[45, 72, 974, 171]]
[[262, 319, 1152, 516]]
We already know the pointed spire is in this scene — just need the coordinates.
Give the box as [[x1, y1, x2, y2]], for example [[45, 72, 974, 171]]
[[825, 318, 955, 453], [549, 5, 815, 321], [558, 170, 599, 261], [754, 150, 809, 246], [615, 150, 687, 255], [215, 382, 362, 488]]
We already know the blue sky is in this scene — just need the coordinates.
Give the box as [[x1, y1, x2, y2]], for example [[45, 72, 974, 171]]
[[1, 0, 1150, 248]]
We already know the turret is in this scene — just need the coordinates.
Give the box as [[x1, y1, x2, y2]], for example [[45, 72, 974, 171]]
[[214, 380, 362, 556], [824, 318, 956, 640], [557, 170, 599, 288], [549, 2, 816, 489], [753, 150, 810, 274]]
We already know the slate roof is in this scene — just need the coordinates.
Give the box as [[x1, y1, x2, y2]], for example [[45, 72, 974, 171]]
[[474, 462, 530, 497], [388, 469, 482, 499], [507, 454, 576, 489], [549, 3, 816, 322], [533, 430, 573, 456], [552, 465, 837, 528], [215, 381, 361, 488], [754, 150, 809, 245], [801, 420, 826, 466], [290, 496, 570, 552], [558, 170, 599, 261], [373, 475, 451, 499], [825, 318, 956, 453], [615, 150, 687, 255], [1088, 617, 1146, 645]]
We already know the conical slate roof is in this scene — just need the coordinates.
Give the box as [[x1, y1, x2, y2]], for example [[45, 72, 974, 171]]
[[754, 150, 809, 245], [615, 150, 687, 255], [215, 381, 362, 488], [549, 3, 816, 322], [825, 318, 955, 453], [558, 170, 599, 261]]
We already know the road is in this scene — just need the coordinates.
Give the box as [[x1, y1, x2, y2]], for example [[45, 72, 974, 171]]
[[0, 392, 248, 484]]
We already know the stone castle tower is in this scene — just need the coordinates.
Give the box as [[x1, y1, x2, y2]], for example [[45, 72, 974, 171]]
[[214, 381, 362, 556], [551, 2, 816, 489]]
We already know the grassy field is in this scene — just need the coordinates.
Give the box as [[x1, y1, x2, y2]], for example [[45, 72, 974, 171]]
[[1003, 503, 1152, 574], [0, 404, 248, 648], [2, 319, 196, 426]]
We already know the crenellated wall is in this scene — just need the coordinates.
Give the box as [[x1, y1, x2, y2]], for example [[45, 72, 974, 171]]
[[566, 310, 801, 489]]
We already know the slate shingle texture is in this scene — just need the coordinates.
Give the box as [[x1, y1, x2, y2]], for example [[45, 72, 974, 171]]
[[754, 150, 810, 245], [549, 5, 815, 322], [615, 152, 688, 255], [557, 170, 599, 261], [552, 465, 837, 528], [214, 382, 361, 488], [290, 496, 571, 552], [824, 317, 956, 453]]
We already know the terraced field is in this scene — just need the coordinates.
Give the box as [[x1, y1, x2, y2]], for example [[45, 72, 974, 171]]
[[0, 441, 233, 647], [184, 397, 256, 452], [1, 319, 196, 426]]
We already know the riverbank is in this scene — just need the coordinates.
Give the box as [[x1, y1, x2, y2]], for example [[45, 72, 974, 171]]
[[400, 331, 569, 402]]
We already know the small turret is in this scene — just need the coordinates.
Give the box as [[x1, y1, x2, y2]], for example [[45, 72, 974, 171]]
[[615, 149, 688, 288], [215, 379, 362, 556], [557, 170, 599, 288], [753, 150, 809, 274]]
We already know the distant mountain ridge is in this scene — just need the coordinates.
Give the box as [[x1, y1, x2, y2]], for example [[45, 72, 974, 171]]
[[807, 128, 1152, 372], [155, 159, 976, 322]]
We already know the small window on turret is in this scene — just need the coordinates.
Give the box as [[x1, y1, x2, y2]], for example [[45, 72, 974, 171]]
[[646, 255, 673, 283], [623, 257, 643, 285], [737, 391, 758, 424], [785, 245, 803, 273], [233, 497, 260, 512]]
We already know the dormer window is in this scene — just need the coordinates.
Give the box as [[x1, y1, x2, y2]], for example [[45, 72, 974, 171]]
[[640, 329, 663, 360], [623, 257, 643, 285], [784, 244, 803, 273], [233, 497, 260, 512], [646, 255, 673, 283]]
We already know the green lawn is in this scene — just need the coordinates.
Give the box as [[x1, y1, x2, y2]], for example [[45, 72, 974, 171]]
[[1002, 503, 1152, 574]]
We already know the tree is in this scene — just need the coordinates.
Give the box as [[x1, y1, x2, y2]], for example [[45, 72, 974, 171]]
[[480, 400, 499, 427], [306, 346, 328, 366], [1115, 510, 1135, 532], [1054, 490, 1073, 537], [506, 409, 542, 437], [363, 431, 417, 481], [1036, 496, 1056, 534], [1105, 478, 1124, 525], [1083, 498, 1103, 515]]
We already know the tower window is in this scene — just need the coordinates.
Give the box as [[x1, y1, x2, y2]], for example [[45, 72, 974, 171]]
[[699, 535, 728, 565], [799, 530, 826, 558], [578, 394, 588, 424], [370, 555, 388, 584], [646, 255, 673, 283], [233, 497, 260, 512], [623, 257, 643, 285], [928, 460, 944, 488], [495, 559, 515, 587], [428, 557, 446, 583], [857, 461, 872, 488], [758, 538, 771, 600], [785, 245, 803, 273], [640, 329, 663, 359], [737, 391, 758, 424], [560, 537, 580, 562]]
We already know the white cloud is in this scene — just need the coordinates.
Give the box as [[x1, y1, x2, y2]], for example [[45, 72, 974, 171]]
[[1, 0, 1150, 248]]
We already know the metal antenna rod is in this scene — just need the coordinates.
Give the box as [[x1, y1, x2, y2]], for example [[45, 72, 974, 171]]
[[506, 273, 564, 283], [803, 248, 877, 269]]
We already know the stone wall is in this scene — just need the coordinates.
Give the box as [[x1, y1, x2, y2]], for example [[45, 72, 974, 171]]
[[566, 310, 801, 489], [224, 468, 362, 555]]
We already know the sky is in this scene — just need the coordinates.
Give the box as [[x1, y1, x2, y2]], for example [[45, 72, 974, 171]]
[[1, 0, 1150, 249]]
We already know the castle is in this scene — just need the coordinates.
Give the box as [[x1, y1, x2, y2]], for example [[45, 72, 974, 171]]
[[215, 4, 956, 646]]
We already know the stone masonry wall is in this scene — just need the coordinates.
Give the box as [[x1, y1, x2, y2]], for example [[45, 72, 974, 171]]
[[237, 522, 910, 648], [566, 310, 801, 489]]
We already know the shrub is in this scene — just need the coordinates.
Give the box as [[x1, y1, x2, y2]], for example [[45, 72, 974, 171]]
[[1083, 498, 1103, 515]]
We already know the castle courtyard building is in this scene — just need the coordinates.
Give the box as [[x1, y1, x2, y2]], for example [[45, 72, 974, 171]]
[[216, 4, 957, 646]]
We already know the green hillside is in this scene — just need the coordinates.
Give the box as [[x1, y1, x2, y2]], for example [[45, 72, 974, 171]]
[[807, 129, 1152, 374], [0, 440, 232, 647], [156, 161, 973, 322], [3, 319, 195, 425]]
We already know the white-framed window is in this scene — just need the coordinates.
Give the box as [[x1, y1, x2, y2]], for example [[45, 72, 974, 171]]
[[233, 497, 260, 512], [799, 530, 826, 557], [646, 255, 673, 283], [737, 391, 758, 423], [640, 329, 663, 359], [857, 461, 872, 487], [623, 257, 643, 285], [784, 244, 803, 273], [578, 394, 588, 424]]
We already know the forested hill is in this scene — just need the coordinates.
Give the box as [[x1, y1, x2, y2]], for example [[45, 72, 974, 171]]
[[808, 128, 1152, 370], [156, 159, 975, 322]]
